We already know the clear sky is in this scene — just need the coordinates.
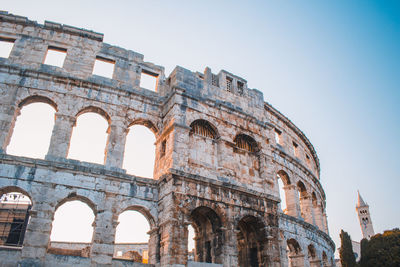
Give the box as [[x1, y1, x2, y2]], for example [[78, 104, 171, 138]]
[[2, 0, 400, 255]]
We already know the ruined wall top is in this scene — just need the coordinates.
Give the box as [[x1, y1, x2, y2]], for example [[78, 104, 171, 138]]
[[0, 11, 320, 174]]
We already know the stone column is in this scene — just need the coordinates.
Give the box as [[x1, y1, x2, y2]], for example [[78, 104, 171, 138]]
[[300, 196, 314, 225], [104, 120, 127, 169], [310, 259, 322, 267], [20, 187, 54, 265], [322, 212, 329, 234], [314, 204, 324, 231], [0, 92, 18, 153], [289, 254, 306, 267], [46, 112, 76, 159], [284, 185, 301, 218], [148, 227, 160, 264], [90, 209, 116, 265]]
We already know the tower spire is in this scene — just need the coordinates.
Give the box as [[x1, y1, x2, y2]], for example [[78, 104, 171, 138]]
[[356, 191, 375, 239]]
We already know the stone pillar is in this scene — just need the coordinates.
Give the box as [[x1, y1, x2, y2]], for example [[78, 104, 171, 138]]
[[20, 187, 53, 265], [300, 196, 314, 225], [46, 112, 76, 159], [310, 259, 322, 267], [104, 120, 127, 169], [284, 185, 301, 218], [322, 212, 329, 234], [289, 254, 306, 267], [90, 202, 116, 265], [314, 204, 324, 231], [148, 227, 160, 264], [159, 218, 186, 266], [0, 89, 18, 153]]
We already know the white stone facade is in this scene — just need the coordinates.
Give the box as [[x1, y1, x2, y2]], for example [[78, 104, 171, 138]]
[[0, 11, 335, 267]]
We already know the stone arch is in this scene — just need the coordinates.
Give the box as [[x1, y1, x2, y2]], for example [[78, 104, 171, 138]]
[[287, 238, 304, 267], [117, 205, 156, 230], [236, 215, 268, 267], [7, 96, 57, 158], [234, 133, 259, 153], [189, 119, 218, 139], [128, 118, 159, 135], [0, 186, 33, 247], [189, 206, 223, 264], [297, 181, 308, 220], [277, 170, 291, 185], [17, 95, 58, 111], [54, 192, 97, 215], [308, 244, 321, 267], [76, 105, 111, 124]]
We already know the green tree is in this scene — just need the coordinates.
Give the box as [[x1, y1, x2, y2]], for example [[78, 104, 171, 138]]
[[339, 229, 356, 267], [359, 228, 400, 267]]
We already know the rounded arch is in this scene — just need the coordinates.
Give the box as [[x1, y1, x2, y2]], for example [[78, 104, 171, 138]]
[[308, 244, 317, 259], [128, 118, 159, 135], [189, 206, 223, 264], [17, 95, 58, 111], [236, 215, 268, 267], [297, 181, 308, 198], [0, 186, 33, 205], [287, 238, 302, 255], [118, 205, 156, 229], [76, 106, 111, 124], [312, 192, 318, 208], [277, 170, 291, 185], [234, 133, 259, 153], [189, 119, 218, 139], [54, 192, 97, 215]]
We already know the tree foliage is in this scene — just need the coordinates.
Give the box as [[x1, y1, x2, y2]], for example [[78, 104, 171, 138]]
[[340, 229, 357, 267], [359, 228, 400, 267]]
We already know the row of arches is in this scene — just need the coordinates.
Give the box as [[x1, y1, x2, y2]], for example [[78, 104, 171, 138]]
[[0, 187, 152, 263], [6, 100, 156, 178], [276, 170, 327, 231], [286, 238, 333, 267]]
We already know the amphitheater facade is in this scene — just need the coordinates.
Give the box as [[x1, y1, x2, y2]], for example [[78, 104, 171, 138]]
[[0, 12, 335, 267]]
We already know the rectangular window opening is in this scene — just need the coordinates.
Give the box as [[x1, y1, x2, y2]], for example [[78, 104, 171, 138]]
[[211, 74, 219, 87], [292, 141, 299, 157], [140, 70, 158, 91], [226, 76, 233, 92], [160, 140, 166, 158], [237, 81, 244, 95], [93, 56, 115, 79], [43, 46, 67, 68], [0, 37, 15, 58], [306, 154, 311, 166], [274, 129, 282, 145]]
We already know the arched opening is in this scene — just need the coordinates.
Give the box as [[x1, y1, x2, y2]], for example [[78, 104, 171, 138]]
[[277, 170, 290, 214], [308, 244, 320, 267], [114, 209, 151, 263], [0, 189, 32, 247], [188, 120, 218, 168], [190, 120, 217, 139], [123, 125, 156, 178], [7, 102, 56, 159], [187, 224, 195, 261], [297, 181, 307, 219], [68, 111, 109, 164], [49, 199, 95, 257], [189, 206, 223, 264], [234, 134, 258, 153], [287, 238, 304, 267], [322, 251, 329, 267], [237, 215, 268, 267]]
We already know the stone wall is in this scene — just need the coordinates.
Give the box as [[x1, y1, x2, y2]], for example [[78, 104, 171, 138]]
[[0, 11, 335, 267]]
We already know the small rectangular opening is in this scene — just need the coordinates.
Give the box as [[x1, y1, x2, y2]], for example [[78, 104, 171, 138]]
[[306, 154, 311, 166], [43, 46, 67, 68], [237, 81, 244, 95], [160, 140, 166, 158], [0, 37, 15, 58], [274, 129, 282, 145], [292, 141, 299, 157], [226, 76, 233, 92], [140, 70, 158, 91], [93, 56, 115, 79]]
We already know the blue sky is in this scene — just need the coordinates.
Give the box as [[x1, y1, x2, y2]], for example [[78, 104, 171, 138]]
[[2, 0, 399, 254]]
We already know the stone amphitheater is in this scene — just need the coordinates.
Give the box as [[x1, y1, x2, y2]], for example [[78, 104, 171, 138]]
[[0, 12, 335, 267]]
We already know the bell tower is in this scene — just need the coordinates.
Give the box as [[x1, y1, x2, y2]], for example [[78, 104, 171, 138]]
[[356, 191, 375, 239]]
